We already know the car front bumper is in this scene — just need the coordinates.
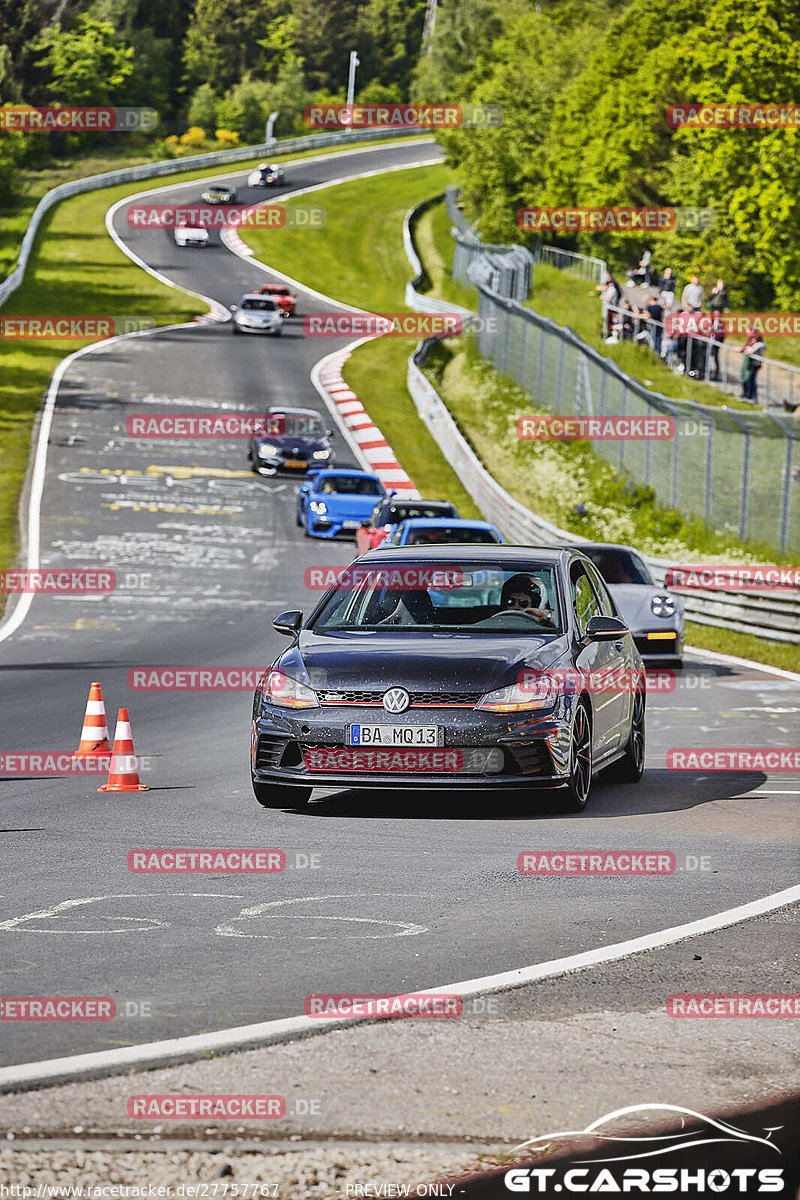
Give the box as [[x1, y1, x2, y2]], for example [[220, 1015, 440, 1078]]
[[252, 703, 573, 790]]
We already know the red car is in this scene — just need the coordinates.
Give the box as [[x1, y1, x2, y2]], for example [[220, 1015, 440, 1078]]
[[259, 283, 298, 317], [355, 498, 460, 556]]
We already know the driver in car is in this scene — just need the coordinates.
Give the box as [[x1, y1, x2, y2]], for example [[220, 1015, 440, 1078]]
[[500, 574, 555, 625]]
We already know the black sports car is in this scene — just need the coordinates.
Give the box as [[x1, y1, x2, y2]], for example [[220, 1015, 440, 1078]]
[[248, 406, 335, 474], [250, 546, 646, 813]]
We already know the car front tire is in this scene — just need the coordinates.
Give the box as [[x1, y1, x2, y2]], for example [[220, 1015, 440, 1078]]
[[253, 780, 312, 808], [607, 688, 645, 783], [559, 700, 593, 813]]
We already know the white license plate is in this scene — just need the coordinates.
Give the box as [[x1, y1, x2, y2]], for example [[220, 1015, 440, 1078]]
[[347, 724, 442, 747], [342, 519, 360, 529]]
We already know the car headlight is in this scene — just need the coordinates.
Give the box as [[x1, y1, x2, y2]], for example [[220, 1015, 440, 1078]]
[[258, 444, 280, 458], [651, 594, 676, 617], [476, 677, 559, 713], [310, 500, 328, 514], [312, 449, 330, 459], [264, 669, 318, 710]]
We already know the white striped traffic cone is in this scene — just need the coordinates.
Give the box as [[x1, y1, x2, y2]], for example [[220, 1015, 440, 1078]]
[[98, 708, 148, 792], [73, 681, 111, 759]]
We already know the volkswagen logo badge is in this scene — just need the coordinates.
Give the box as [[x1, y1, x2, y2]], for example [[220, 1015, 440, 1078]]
[[382, 687, 410, 714]]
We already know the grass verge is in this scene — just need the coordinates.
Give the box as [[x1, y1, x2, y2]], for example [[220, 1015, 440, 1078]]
[[0, 137, 428, 610]]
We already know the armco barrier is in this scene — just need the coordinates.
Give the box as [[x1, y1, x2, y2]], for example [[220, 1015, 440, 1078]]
[[404, 196, 800, 643], [0, 128, 426, 308]]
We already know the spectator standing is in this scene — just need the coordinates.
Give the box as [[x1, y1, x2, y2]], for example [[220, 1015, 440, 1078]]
[[708, 279, 729, 312], [681, 274, 704, 310], [709, 310, 726, 381], [740, 329, 766, 401], [658, 267, 677, 312], [645, 293, 664, 355], [599, 273, 622, 339], [626, 248, 652, 286]]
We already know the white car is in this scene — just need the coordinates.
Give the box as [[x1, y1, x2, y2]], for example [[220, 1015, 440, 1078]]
[[247, 163, 285, 187], [231, 295, 282, 336], [581, 543, 685, 663], [174, 221, 209, 248]]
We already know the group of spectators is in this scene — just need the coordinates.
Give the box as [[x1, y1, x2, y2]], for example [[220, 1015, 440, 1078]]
[[597, 255, 766, 401]]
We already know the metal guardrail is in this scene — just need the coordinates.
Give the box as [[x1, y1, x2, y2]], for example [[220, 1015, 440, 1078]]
[[0, 128, 426, 308], [404, 195, 800, 643]]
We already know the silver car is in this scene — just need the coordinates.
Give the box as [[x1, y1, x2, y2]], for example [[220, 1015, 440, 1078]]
[[231, 295, 283, 336], [581, 543, 685, 663]]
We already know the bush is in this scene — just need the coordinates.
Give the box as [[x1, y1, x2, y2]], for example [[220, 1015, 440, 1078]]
[[214, 128, 240, 147], [179, 125, 208, 147]]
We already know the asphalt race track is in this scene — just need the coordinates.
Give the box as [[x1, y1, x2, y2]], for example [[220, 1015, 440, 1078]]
[[0, 138, 798, 1070]]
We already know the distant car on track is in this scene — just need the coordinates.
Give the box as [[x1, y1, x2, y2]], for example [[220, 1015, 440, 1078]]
[[201, 184, 237, 204], [250, 545, 645, 812], [385, 518, 505, 547], [230, 294, 282, 336], [355, 498, 460, 555], [581, 543, 684, 663], [248, 407, 334, 474], [247, 163, 285, 187], [173, 220, 209, 248], [259, 284, 298, 317], [297, 469, 387, 538]]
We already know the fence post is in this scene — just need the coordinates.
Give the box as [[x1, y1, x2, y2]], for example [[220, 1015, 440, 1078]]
[[704, 418, 714, 523], [780, 435, 793, 552], [739, 430, 751, 540]]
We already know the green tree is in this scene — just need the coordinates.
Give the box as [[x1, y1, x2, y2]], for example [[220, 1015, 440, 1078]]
[[187, 81, 218, 132], [32, 14, 133, 105]]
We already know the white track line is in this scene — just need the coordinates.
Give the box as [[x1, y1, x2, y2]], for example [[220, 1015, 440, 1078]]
[[1, 883, 798, 1091]]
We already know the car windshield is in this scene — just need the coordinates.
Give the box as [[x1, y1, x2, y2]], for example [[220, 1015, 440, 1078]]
[[316, 476, 383, 495], [241, 299, 276, 311], [405, 526, 499, 545], [311, 563, 562, 634], [584, 549, 652, 586], [273, 414, 325, 438], [264, 286, 290, 295], [386, 504, 456, 523]]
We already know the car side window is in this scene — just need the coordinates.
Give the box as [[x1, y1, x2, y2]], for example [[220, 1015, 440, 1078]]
[[570, 564, 601, 637], [584, 563, 617, 617]]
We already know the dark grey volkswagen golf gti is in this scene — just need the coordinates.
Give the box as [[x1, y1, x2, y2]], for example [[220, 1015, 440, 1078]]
[[250, 546, 646, 813]]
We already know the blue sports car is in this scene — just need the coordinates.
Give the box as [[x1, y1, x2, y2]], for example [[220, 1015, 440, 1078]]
[[385, 518, 505, 547], [297, 469, 387, 538]]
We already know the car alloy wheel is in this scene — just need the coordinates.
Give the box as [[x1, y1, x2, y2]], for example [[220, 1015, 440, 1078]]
[[608, 687, 646, 783], [562, 701, 592, 812]]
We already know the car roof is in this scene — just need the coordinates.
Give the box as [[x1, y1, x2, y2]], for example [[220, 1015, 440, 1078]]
[[383, 498, 455, 509], [398, 518, 496, 529], [576, 542, 644, 556], [241, 293, 273, 302], [312, 468, 380, 479], [359, 544, 573, 564]]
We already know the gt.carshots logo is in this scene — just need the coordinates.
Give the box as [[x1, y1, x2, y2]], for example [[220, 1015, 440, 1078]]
[[303, 313, 463, 337], [504, 1104, 784, 1194]]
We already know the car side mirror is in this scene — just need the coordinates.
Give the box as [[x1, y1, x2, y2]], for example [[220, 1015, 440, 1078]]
[[230, 304, 238, 311], [273, 609, 303, 637], [583, 615, 629, 643], [326, 428, 334, 437], [360, 519, 371, 528]]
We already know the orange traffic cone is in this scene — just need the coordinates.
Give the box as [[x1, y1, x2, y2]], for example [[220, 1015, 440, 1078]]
[[98, 708, 149, 792], [73, 681, 111, 759]]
